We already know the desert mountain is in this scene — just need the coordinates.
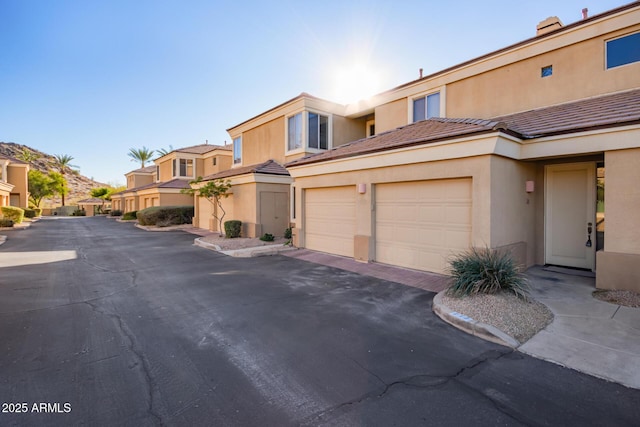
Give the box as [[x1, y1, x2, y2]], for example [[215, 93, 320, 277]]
[[0, 142, 110, 207]]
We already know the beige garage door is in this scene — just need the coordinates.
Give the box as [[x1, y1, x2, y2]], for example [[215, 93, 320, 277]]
[[375, 179, 472, 274], [305, 186, 355, 257]]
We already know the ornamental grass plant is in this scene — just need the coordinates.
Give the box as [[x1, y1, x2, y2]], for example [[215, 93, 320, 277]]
[[447, 246, 529, 300]]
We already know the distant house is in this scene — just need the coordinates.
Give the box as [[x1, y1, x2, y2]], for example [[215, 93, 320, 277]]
[[111, 144, 232, 213], [0, 155, 29, 208], [220, 2, 640, 292]]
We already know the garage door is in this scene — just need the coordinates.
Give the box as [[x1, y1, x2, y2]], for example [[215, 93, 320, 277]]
[[375, 179, 472, 274], [305, 186, 355, 257]]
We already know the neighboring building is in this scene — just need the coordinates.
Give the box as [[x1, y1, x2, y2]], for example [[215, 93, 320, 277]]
[[192, 94, 365, 237], [77, 198, 109, 216], [224, 3, 639, 291], [112, 143, 232, 213], [0, 155, 29, 208]]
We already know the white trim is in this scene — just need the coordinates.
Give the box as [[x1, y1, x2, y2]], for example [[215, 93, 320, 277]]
[[171, 157, 196, 180], [407, 86, 445, 123], [285, 109, 333, 154], [232, 136, 243, 167]]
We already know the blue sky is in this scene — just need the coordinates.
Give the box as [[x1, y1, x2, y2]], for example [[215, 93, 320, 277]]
[[0, 0, 625, 185]]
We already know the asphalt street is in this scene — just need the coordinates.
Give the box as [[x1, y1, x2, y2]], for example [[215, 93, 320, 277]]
[[0, 217, 638, 426]]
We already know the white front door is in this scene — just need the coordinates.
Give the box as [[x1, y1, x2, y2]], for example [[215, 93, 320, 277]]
[[545, 162, 596, 270]]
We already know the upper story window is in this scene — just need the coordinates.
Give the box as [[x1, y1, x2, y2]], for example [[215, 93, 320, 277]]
[[287, 111, 331, 152], [172, 158, 194, 178], [412, 92, 440, 122], [233, 136, 242, 164], [155, 166, 160, 182], [606, 31, 640, 69], [308, 112, 328, 150], [287, 113, 303, 151]]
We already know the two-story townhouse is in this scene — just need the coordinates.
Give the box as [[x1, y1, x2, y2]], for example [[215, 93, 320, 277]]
[[112, 143, 232, 214], [0, 155, 29, 208], [283, 2, 640, 292], [193, 94, 365, 237]]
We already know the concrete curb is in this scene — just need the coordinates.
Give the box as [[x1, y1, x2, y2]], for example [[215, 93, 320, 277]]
[[193, 237, 296, 258], [0, 235, 6, 245], [432, 292, 520, 348]]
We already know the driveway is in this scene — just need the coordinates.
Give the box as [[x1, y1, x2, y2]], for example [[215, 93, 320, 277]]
[[0, 217, 638, 426]]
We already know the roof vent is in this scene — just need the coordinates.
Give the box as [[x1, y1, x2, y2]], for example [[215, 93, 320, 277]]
[[536, 16, 563, 36]]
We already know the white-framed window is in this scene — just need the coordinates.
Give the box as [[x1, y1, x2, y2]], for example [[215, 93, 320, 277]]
[[412, 92, 440, 122], [233, 136, 242, 164], [606, 31, 640, 69], [286, 110, 331, 153], [366, 119, 375, 137], [172, 158, 194, 178], [155, 166, 160, 182]]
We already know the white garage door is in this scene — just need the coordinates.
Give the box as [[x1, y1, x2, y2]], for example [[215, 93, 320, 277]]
[[375, 179, 472, 274], [305, 186, 355, 257]]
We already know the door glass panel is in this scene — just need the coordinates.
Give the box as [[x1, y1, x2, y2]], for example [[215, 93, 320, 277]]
[[596, 164, 605, 251]]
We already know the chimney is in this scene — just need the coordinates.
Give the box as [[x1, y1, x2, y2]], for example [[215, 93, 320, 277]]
[[582, 8, 588, 19], [205, 139, 208, 145], [536, 16, 564, 36], [419, 68, 423, 79]]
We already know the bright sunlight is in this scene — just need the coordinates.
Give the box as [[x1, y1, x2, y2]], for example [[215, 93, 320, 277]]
[[328, 62, 384, 105]]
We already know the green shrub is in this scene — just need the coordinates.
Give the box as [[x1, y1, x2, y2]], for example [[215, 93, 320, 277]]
[[24, 208, 37, 218], [33, 208, 42, 217], [122, 211, 137, 220], [447, 247, 529, 299], [0, 219, 14, 227], [224, 220, 242, 238], [110, 209, 123, 217], [1, 206, 24, 224], [136, 206, 194, 227], [284, 227, 292, 239], [260, 233, 275, 242], [72, 209, 86, 216]]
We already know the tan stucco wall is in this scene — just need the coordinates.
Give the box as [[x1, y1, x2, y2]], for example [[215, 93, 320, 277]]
[[332, 115, 366, 148], [202, 153, 232, 177], [374, 99, 407, 134], [489, 156, 537, 267], [158, 160, 173, 182], [604, 148, 640, 254], [242, 117, 286, 165], [127, 173, 154, 189], [447, 24, 640, 119], [7, 165, 28, 208], [158, 193, 193, 207]]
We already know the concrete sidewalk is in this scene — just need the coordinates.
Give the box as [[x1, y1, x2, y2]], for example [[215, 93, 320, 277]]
[[520, 266, 640, 390]]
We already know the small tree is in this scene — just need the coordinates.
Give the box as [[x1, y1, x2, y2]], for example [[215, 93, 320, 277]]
[[183, 177, 231, 236], [128, 147, 155, 168], [28, 170, 54, 207], [17, 148, 39, 164]]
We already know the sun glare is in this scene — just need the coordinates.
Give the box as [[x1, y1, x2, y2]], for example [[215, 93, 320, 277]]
[[329, 62, 383, 105]]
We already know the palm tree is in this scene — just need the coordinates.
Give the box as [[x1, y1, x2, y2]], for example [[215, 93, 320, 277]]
[[156, 145, 174, 157], [53, 154, 78, 206], [128, 147, 155, 168], [16, 147, 39, 164]]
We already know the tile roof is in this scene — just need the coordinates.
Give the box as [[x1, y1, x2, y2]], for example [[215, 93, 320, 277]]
[[493, 88, 640, 138], [286, 89, 640, 168], [128, 165, 156, 174], [286, 118, 503, 167], [174, 144, 230, 155], [202, 159, 290, 181], [111, 178, 191, 195]]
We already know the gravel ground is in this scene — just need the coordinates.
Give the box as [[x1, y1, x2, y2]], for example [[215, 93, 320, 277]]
[[439, 291, 554, 344], [593, 289, 640, 308], [200, 234, 289, 251]]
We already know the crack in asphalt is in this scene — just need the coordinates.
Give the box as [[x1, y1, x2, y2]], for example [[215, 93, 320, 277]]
[[84, 299, 164, 426], [301, 349, 518, 426]]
